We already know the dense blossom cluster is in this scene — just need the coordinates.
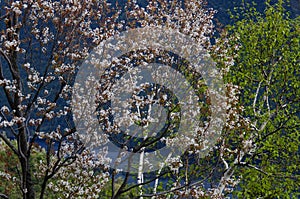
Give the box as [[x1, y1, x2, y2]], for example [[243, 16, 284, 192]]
[[38, 149, 110, 199]]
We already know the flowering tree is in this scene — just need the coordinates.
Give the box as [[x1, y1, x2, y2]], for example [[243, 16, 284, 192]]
[[0, 0, 122, 198], [0, 0, 224, 198], [71, 0, 227, 198]]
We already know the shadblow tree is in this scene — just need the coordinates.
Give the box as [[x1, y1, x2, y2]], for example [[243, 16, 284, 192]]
[[0, 0, 122, 198], [0, 0, 223, 198]]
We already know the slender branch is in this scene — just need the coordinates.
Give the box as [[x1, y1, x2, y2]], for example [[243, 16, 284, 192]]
[[136, 175, 209, 198], [239, 162, 299, 180], [0, 193, 9, 199], [0, 53, 15, 108], [253, 80, 262, 117], [238, 162, 269, 175], [112, 168, 131, 199], [0, 49, 13, 71], [214, 147, 246, 196], [220, 140, 228, 170], [0, 48, 21, 93], [121, 170, 170, 194], [0, 13, 9, 21], [265, 66, 273, 118], [111, 170, 115, 198], [0, 111, 18, 137], [0, 132, 19, 156], [259, 117, 292, 141]]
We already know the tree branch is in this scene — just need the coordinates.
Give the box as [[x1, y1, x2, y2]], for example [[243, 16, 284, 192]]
[[0, 132, 19, 156], [0, 193, 9, 199], [135, 176, 209, 198], [253, 80, 262, 117]]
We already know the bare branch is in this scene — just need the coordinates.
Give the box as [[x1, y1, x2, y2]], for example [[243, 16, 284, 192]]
[[0, 132, 19, 156], [0, 54, 15, 108], [121, 170, 170, 194], [136, 176, 209, 198], [0, 193, 9, 199], [253, 80, 262, 117], [239, 162, 269, 175]]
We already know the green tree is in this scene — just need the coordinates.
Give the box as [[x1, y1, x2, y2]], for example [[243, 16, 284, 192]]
[[214, 0, 299, 198]]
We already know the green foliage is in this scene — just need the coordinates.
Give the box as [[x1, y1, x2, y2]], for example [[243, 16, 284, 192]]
[[0, 139, 47, 198], [0, 140, 21, 198], [219, 0, 300, 198]]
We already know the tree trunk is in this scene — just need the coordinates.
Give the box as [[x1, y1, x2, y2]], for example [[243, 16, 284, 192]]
[[19, 127, 35, 199]]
